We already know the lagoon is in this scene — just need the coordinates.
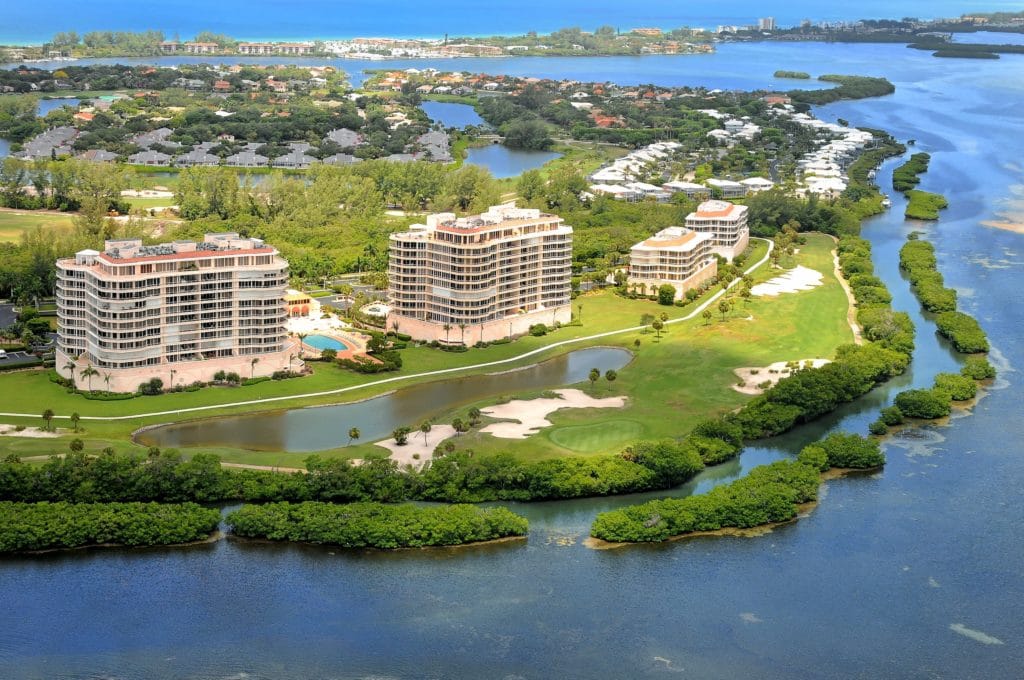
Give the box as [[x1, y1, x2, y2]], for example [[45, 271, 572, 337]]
[[137, 346, 632, 451]]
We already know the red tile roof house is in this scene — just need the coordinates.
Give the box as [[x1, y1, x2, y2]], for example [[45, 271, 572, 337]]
[[213, 80, 232, 92]]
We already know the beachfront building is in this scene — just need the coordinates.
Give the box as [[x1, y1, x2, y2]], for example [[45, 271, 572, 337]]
[[684, 200, 750, 260], [627, 227, 717, 298], [388, 205, 573, 344], [56, 234, 294, 393]]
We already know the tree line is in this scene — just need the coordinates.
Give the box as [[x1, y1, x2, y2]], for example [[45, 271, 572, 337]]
[[225, 502, 528, 549]]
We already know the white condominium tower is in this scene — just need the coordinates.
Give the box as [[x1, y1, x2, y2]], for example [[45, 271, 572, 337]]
[[388, 205, 573, 343], [628, 227, 717, 298], [684, 200, 750, 260], [56, 233, 293, 393]]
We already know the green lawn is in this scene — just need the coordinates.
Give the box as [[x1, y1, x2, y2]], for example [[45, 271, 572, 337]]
[[0, 211, 77, 243], [0, 234, 851, 466]]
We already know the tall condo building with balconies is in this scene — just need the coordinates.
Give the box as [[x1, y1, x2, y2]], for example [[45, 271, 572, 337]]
[[388, 205, 573, 343], [56, 233, 294, 393], [684, 200, 750, 260], [628, 227, 718, 298]]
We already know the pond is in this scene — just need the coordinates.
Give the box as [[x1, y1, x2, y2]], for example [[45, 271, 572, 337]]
[[37, 97, 80, 116], [137, 346, 632, 451], [419, 100, 484, 128], [464, 144, 562, 179]]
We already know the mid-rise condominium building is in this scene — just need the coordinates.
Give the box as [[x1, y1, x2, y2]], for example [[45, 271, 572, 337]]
[[628, 227, 717, 298], [56, 233, 294, 393], [388, 205, 573, 343], [684, 200, 750, 260]]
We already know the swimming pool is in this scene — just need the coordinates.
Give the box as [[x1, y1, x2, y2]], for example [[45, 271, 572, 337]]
[[303, 334, 349, 351]]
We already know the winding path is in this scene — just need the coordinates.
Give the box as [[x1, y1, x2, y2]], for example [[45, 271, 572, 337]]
[[0, 240, 773, 422]]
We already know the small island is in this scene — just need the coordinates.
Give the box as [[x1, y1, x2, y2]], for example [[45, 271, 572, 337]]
[[774, 70, 811, 79]]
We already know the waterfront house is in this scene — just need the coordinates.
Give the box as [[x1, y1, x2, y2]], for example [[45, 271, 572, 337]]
[[175, 149, 220, 167], [271, 149, 316, 169], [224, 150, 269, 167], [128, 150, 172, 166]]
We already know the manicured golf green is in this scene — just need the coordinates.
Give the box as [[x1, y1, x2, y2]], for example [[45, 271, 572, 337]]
[[547, 419, 645, 453]]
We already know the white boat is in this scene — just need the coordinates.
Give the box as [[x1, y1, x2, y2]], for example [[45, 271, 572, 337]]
[[881, 196, 892, 208]]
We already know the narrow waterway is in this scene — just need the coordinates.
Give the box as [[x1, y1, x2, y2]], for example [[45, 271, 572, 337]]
[[138, 346, 632, 451], [2, 43, 1024, 679]]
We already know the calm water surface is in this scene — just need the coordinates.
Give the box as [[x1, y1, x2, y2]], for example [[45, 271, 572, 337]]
[[2, 41, 1024, 679], [138, 346, 632, 451]]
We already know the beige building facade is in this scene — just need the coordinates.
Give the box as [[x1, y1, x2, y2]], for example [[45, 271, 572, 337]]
[[684, 200, 750, 260], [56, 233, 295, 393], [388, 205, 573, 343], [628, 227, 718, 298]]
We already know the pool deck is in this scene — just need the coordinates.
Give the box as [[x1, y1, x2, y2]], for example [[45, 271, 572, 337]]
[[299, 332, 369, 360]]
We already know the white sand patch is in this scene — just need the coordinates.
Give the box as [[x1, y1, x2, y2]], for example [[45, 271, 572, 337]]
[[0, 424, 61, 438], [732, 359, 831, 395], [750, 265, 823, 297], [480, 388, 626, 439], [373, 424, 457, 470], [949, 623, 1004, 645]]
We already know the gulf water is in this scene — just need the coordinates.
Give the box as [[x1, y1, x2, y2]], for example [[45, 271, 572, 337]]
[[3, 0, 1018, 44]]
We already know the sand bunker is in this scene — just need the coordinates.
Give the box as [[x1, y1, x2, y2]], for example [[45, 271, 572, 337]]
[[373, 424, 457, 470], [750, 265, 823, 297], [733, 359, 831, 395], [0, 424, 60, 439], [480, 389, 626, 439]]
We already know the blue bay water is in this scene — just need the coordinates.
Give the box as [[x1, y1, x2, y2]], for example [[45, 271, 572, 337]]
[[2, 36, 1024, 680], [3, 0, 1021, 44]]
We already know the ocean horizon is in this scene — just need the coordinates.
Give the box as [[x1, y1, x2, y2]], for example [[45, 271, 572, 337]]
[[2, 0, 1017, 45]]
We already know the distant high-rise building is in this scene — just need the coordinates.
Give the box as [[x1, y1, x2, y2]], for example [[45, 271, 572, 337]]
[[56, 234, 293, 392], [628, 227, 717, 298], [758, 17, 777, 31], [388, 205, 573, 343], [684, 200, 750, 260]]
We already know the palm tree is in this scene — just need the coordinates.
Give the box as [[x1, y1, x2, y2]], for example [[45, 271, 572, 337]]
[[468, 407, 481, 426], [442, 323, 452, 345], [70, 412, 80, 433], [250, 357, 259, 378], [79, 365, 99, 392], [702, 309, 713, 326], [63, 358, 76, 376], [347, 427, 360, 445], [296, 333, 307, 359], [652, 319, 664, 339], [41, 409, 54, 432], [102, 372, 112, 392], [458, 322, 467, 345], [169, 368, 177, 388], [588, 368, 600, 391], [419, 421, 432, 445], [718, 299, 730, 321]]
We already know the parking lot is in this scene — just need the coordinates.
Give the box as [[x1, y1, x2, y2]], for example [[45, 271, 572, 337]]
[[0, 350, 37, 366]]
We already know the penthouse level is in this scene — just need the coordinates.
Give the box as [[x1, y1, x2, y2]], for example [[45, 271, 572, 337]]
[[388, 205, 573, 344], [55, 233, 296, 393]]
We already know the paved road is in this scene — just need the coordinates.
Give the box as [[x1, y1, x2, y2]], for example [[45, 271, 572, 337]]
[[0, 239, 774, 422], [0, 303, 16, 329]]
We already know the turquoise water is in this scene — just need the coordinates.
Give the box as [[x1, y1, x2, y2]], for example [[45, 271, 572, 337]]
[[4, 39, 1024, 680], [1, 0, 1005, 43], [302, 334, 347, 351]]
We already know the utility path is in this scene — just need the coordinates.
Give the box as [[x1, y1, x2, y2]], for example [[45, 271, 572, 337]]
[[0, 240, 773, 422]]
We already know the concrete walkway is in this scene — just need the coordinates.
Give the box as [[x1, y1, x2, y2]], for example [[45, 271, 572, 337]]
[[0, 240, 773, 422]]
